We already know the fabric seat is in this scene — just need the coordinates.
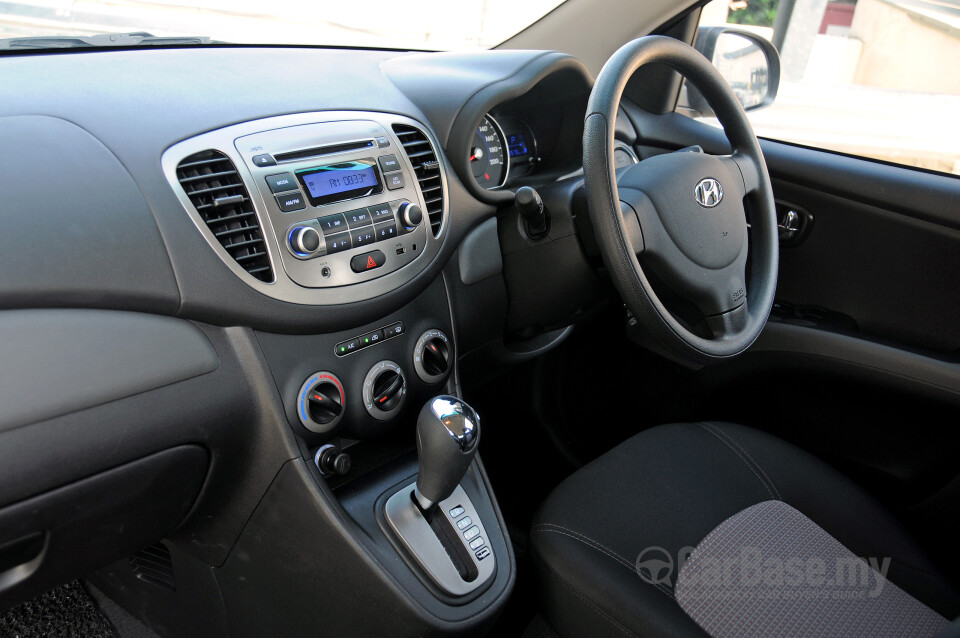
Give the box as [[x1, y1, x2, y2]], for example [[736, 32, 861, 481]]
[[530, 422, 960, 638]]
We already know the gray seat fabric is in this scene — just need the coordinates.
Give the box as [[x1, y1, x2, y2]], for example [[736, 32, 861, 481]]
[[676, 500, 947, 637], [530, 422, 960, 638]]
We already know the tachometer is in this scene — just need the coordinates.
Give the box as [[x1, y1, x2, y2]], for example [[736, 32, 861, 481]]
[[470, 115, 509, 190]]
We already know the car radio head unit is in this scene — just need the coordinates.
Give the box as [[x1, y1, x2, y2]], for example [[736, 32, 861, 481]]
[[164, 112, 447, 306]]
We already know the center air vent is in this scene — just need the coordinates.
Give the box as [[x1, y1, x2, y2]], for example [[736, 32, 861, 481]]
[[392, 124, 444, 237], [176, 150, 274, 282]]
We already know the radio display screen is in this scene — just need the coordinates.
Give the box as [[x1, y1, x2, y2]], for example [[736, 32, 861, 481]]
[[296, 159, 383, 206]]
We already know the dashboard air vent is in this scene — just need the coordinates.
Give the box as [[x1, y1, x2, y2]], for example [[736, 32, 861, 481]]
[[176, 150, 274, 282], [130, 542, 176, 592], [391, 124, 444, 237]]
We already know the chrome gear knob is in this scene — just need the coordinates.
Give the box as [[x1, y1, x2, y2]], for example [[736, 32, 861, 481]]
[[414, 395, 480, 510]]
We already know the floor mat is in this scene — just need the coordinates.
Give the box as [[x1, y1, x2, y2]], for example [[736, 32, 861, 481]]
[[0, 581, 116, 638]]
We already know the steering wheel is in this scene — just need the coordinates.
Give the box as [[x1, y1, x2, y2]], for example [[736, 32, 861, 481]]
[[583, 36, 778, 364]]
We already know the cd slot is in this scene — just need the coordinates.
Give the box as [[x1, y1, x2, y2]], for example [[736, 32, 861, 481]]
[[275, 139, 375, 163]]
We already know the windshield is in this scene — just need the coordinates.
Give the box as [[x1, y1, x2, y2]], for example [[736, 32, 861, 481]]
[[0, 0, 566, 50]]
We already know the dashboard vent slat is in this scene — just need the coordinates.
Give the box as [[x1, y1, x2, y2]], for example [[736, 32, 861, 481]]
[[130, 542, 176, 592], [392, 124, 444, 237], [176, 150, 274, 283]]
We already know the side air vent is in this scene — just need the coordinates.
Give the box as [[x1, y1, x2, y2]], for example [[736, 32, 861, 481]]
[[130, 542, 176, 592], [176, 150, 274, 282], [392, 124, 444, 237]]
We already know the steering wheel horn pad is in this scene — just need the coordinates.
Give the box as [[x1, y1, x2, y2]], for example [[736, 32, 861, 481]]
[[583, 36, 778, 364]]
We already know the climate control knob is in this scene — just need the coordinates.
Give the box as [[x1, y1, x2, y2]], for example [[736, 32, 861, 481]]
[[413, 329, 451, 384], [362, 361, 407, 421], [399, 202, 423, 230], [289, 225, 322, 256], [297, 372, 345, 433]]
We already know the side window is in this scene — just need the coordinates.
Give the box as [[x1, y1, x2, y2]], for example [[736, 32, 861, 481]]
[[692, 0, 960, 176]]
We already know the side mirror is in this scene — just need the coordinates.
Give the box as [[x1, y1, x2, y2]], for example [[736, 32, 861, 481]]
[[682, 27, 781, 117]]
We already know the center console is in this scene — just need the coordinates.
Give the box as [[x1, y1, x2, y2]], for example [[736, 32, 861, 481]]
[[89, 111, 517, 637], [238, 278, 514, 636]]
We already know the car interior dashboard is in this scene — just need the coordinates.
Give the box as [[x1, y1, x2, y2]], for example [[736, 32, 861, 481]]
[[0, 44, 619, 636], [3, 25, 960, 638]]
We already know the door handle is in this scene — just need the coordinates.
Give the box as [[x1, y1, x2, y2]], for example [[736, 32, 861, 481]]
[[775, 201, 813, 246]]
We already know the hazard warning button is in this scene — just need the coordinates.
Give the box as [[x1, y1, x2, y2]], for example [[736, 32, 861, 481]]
[[350, 249, 386, 273]]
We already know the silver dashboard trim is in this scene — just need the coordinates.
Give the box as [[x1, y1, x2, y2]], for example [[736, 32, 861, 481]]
[[161, 111, 449, 306]]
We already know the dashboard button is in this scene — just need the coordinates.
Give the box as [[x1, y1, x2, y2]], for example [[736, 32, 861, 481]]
[[351, 227, 376, 247], [463, 526, 480, 541], [276, 192, 306, 212], [252, 153, 276, 167], [375, 136, 390, 148], [383, 322, 404, 338], [317, 213, 348, 233], [369, 203, 394, 222], [359, 329, 384, 348], [385, 172, 405, 191], [350, 250, 386, 273], [325, 232, 352, 254], [378, 154, 401, 173], [335, 338, 361, 356], [374, 221, 398, 242], [265, 172, 297, 193], [345, 209, 372, 228]]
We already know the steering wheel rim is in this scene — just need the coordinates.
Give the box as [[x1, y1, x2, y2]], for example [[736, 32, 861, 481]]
[[583, 35, 779, 364]]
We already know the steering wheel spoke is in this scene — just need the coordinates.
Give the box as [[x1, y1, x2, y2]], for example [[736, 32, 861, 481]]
[[704, 301, 749, 340], [720, 153, 762, 196]]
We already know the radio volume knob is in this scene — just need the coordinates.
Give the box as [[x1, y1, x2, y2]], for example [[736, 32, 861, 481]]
[[290, 226, 322, 256], [399, 202, 423, 229]]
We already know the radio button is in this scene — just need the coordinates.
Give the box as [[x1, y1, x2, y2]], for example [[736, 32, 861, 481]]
[[276, 192, 306, 212], [252, 153, 276, 167], [378, 154, 401, 173], [317, 213, 348, 233], [374, 221, 398, 242], [385, 172, 405, 191], [350, 250, 386, 273], [265, 172, 297, 194], [351, 227, 376, 247], [375, 136, 390, 148], [345, 209, 372, 228], [325, 232, 352, 254], [369, 203, 394, 222]]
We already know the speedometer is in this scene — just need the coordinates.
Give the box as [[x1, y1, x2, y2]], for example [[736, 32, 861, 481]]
[[470, 115, 509, 190]]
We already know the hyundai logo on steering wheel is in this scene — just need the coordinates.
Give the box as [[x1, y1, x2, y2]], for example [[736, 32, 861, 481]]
[[695, 178, 723, 208]]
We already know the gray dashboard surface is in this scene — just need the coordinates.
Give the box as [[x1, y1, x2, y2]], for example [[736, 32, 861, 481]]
[[0, 309, 218, 432], [0, 115, 179, 313], [0, 47, 532, 332]]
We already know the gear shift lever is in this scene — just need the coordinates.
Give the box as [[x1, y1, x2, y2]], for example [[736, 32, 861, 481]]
[[414, 395, 480, 510]]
